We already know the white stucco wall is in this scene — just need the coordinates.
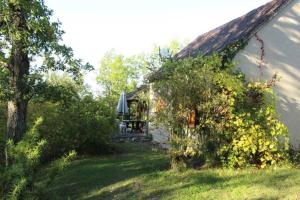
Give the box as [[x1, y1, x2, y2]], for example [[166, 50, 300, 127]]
[[235, 0, 300, 147]]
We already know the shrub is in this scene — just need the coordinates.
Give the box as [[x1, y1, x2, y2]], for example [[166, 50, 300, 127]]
[[219, 82, 288, 168], [0, 118, 46, 199], [0, 118, 78, 199], [36, 150, 77, 198], [28, 95, 117, 161], [153, 55, 289, 169]]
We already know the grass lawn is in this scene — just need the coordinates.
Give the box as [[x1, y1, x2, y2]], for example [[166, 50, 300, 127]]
[[39, 143, 300, 200]]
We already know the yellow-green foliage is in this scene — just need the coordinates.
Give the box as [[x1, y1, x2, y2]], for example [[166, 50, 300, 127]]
[[153, 55, 289, 169], [45, 150, 77, 187], [0, 118, 46, 199], [0, 118, 78, 199], [219, 85, 289, 168]]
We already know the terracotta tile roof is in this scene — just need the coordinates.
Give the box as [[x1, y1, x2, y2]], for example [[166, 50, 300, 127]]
[[176, 0, 293, 59]]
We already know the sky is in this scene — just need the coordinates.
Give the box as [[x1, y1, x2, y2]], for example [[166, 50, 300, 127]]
[[45, 0, 271, 93]]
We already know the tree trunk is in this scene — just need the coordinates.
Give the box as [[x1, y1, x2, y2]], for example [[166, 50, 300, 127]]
[[6, 49, 30, 143], [6, 100, 27, 143], [5, 48, 30, 144], [5, 2, 30, 144]]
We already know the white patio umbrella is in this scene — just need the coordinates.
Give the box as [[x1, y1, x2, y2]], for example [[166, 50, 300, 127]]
[[116, 91, 129, 119]]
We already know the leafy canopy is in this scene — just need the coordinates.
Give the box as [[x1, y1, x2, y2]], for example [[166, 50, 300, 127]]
[[97, 40, 184, 105], [97, 50, 140, 103], [0, 0, 93, 100]]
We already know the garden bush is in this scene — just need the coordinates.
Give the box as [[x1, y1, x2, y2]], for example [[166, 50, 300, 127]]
[[1, 73, 117, 162], [0, 118, 46, 199], [153, 54, 289, 169], [26, 73, 117, 160], [28, 95, 117, 161], [0, 118, 77, 199]]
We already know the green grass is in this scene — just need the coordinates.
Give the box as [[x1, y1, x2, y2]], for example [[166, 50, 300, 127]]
[[39, 143, 300, 200]]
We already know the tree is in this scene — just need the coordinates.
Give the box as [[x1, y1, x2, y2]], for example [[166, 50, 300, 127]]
[[145, 39, 183, 72], [0, 0, 92, 143], [97, 50, 139, 105], [97, 40, 184, 106]]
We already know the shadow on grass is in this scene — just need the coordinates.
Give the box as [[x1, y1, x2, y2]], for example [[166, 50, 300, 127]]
[[41, 143, 169, 199], [40, 143, 300, 200], [142, 167, 300, 200]]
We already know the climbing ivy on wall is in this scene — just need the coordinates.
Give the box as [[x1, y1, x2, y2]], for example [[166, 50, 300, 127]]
[[219, 39, 248, 67]]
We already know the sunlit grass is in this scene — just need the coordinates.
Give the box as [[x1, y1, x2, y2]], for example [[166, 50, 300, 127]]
[[39, 143, 300, 200]]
